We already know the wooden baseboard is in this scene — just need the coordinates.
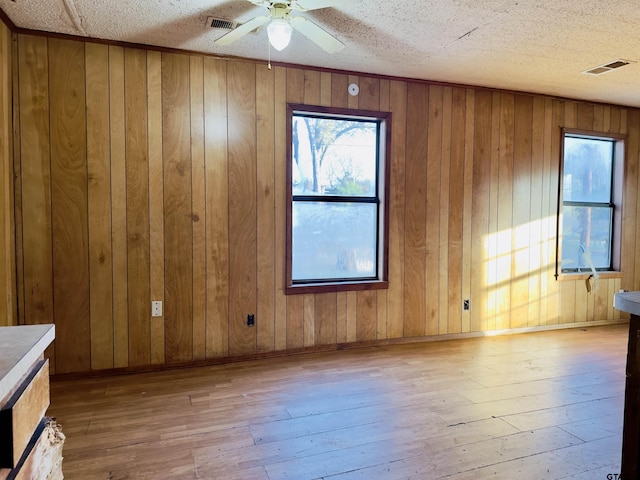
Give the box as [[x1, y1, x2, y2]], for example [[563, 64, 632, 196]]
[[50, 320, 629, 382]]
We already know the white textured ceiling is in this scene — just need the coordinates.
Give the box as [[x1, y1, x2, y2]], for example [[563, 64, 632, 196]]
[[2, 0, 640, 107]]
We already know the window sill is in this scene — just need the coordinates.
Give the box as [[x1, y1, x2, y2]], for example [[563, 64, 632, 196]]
[[557, 271, 623, 281], [286, 280, 389, 295]]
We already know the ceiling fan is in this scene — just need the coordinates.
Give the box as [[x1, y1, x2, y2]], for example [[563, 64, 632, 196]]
[[214, 0, 361, 53]]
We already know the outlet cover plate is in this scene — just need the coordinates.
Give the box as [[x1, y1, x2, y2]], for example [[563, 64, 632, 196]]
[[152, 301, 163, 317]]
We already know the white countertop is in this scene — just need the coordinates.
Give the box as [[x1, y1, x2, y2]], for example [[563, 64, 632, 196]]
[[614, 291, 640, 317], [0, 324, 55, 403]]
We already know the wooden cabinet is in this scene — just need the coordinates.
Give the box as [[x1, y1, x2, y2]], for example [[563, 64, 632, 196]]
[[614, 291, 640, 478], [0, 325, 62, 479]]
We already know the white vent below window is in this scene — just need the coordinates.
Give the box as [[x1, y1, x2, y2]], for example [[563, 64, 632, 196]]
[[582, 59, 631, 76]]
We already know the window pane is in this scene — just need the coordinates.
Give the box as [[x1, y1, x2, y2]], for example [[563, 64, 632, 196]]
[[292, 202, 377, 281], [291, 115, 377, 197], [563, 136, 613, 203], [561, 205, 612, 270]]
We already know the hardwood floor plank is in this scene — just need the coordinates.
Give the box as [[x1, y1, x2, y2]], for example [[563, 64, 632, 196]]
[[441, 435, 620, 480], [502, 395, 623, 432], [49, 324, 626, 479]]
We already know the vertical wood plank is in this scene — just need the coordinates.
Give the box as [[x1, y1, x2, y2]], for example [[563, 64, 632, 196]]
[[376, 290, 387, 339], [49, 38, 90, 373], [613, 278, 622, 321], [315, 293, 337, 345], [528, 96, 545, 328], [303, 294, 315, 347], [559, 280, 576, 323], [404, 82, 428, 337], [203, 57, 229, 358], [510, 95, 532, 329], [228, 60, 257, 355], [286, 295, 304, 349], [86, 42, 114, 370], [190, 55, 206, 361], [603, 106, 612, 132], [256, 63, 276, 353], [18, 35, 55, 368], [320, 71, 331, 106], [274, 66, 288, 351], [387, 81, 407, 338], [495, 94, 514, 330], [577, 103, 594, 131], [358, 76, 380, 111], [584, 281, 595, 321], [461, 89, 475, 333], [593, 104, 604, 131], [356, 290, 376, 341], [109, 45, 129, 367], [163, 53, 193, 364], [124, 47, 150, 366], [438, 87, 452, 334], [331, 73, 349, 108], [303, 69, 320, 104], [594, 279, 609, 321], [470, 90, 492, 332], [565, 102, 578, 129], [336, 290, 347, 343], [346, 291, 357, 342], [486, 92, 501, 331], [147, 50, 165, 365], [610, 107, 622, 133], [0, 22, 14, 327], [426, 85, 442, 336], [12, 31, 23, 328], [448, 87, 465, 334]]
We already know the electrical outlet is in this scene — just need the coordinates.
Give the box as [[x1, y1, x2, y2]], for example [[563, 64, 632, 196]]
[[463, 299, 470, 311], [247, 314, 255, 327], [152, 301, 163, 317]]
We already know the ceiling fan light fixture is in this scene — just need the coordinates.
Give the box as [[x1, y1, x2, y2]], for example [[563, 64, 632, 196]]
[[267, 18, 292, 50]]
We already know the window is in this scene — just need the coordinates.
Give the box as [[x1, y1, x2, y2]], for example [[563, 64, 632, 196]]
[[286, 104, 391, 294], [558, 129, 624, 274]]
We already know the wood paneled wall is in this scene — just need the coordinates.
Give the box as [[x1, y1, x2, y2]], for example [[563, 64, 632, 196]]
[[11, 33, 636, 373], [0, 20, 14, 327]]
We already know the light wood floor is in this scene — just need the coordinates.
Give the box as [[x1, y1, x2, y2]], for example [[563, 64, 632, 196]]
[[49, 324, 627, 479]]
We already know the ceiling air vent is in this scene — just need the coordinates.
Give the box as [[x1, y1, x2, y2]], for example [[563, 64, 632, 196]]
[[582, 59, 631, 76], [206, 17, 238, 30]]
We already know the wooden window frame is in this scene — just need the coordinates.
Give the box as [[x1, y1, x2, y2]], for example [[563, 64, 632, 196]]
[[285, 104, 391, 295], [555, 128, 626, 279]]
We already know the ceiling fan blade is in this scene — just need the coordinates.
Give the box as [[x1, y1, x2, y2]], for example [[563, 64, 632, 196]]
[[294, 0, 361, 11], [290, 16, 344, 53], [214, 15, 270, 45]]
